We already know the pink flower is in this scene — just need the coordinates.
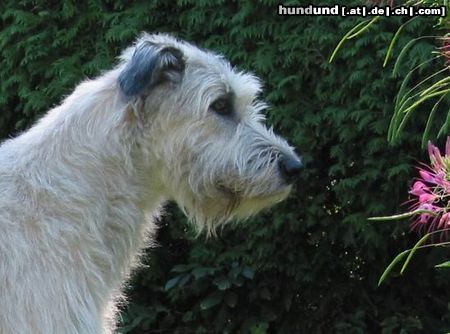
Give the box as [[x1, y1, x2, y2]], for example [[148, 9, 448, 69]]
[[446, 137, 450, 156], [419, 170, 435, 183], [419, 193, 436, 204], [408, 138, 450, 236], [428, 141, 444, 170], [438, 212, 450, 229], [409, 181, 428, 196], [434, 171, 445, 186]]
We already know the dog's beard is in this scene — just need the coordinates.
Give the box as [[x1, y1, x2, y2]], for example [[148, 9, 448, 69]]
[[233, 186, 291, 218], [175, 172, 291, 235]]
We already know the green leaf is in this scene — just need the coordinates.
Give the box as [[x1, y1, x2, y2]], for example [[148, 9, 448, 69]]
[[164, 276, 181, 291], [400, 232, 431, 274], [242, 266, 255, 279], [192, 267, 212, 279], [438, 107, 450, 138], [329, 19, 370, 63], [200, 291, 223, 310], [171, 264, 192, 273], [435, 261, 450, 268], [213, 276, 231, 290], [178, 274, 191, 287], [378, 249, 410, 286], [392, 35, 438, 77], [422, 94, 445, 147], [347, 16, 380, 39], [383, 18, 412, 67]]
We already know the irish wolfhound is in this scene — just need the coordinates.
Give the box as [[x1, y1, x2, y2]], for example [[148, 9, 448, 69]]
[[0, 33, 302, 333]]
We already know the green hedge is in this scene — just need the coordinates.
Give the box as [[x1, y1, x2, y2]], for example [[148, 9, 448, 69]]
[[1, 0, 449, 333]]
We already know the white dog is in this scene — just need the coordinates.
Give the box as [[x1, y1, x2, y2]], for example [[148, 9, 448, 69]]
[[0, 33, 301, 333]]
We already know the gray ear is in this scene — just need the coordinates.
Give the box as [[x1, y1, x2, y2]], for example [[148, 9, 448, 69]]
[[118, 42, 185, 98]]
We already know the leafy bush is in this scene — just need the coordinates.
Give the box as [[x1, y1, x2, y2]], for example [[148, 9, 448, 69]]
[[1, 0, 449, 333]]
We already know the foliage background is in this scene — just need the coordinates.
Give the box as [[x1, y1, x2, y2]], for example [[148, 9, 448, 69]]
[[1, 0, 449, 333]]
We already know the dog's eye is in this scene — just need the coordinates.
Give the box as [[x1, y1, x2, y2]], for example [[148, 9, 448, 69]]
[[210, 98, 232, 116]]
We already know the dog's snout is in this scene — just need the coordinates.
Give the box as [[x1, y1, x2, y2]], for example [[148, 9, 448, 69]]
[[278, 155, 303, 183]]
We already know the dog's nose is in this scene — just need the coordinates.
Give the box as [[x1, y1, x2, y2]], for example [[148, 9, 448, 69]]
[[278, 156, 303, 183]]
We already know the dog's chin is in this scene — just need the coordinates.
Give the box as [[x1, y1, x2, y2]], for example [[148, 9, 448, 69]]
[[233, 185, 292, 219], [182, 184, 292, 234]]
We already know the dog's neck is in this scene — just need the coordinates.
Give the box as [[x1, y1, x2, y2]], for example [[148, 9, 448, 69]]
[[2, 70, 166, 306]]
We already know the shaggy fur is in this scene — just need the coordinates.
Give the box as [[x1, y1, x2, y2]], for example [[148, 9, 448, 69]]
[[0, 33, 301, 333]]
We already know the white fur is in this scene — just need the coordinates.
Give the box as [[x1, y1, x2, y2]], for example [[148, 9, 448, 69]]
[[0, 33, 299, 333]]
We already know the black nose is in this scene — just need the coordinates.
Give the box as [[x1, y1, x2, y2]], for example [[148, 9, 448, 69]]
[[278, 156, 303, 183]]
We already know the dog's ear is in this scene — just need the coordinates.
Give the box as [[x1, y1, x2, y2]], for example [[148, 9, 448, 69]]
[[118, 41, 185, 98]]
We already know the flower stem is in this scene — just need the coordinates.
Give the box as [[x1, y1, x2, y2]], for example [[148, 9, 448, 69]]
[[368, 209, 437, 221]]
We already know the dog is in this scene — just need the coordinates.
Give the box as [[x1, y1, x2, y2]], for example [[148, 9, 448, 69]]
[[0, 33, 302, 333]]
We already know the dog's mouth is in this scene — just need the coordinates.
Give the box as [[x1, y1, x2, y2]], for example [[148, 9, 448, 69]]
[[260, 184, 292, 202], [215, 182, 291, 201], [232, 186, 291, 219]]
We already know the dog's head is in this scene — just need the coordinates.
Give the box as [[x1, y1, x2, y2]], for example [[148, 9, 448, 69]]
[[118, 33, 302, 233]]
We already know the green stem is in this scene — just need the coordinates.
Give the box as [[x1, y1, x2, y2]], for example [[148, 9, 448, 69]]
[[368, 209, 437, 221], [329, 20, 373, 63]]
